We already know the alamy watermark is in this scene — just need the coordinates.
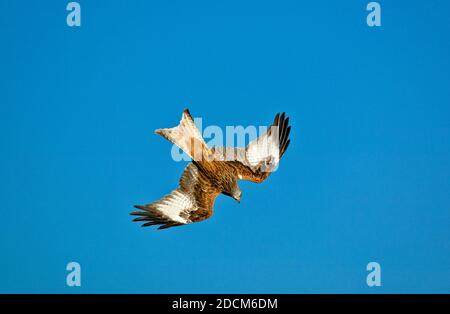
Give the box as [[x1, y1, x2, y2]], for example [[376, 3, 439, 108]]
[[166, 116, 282, 174], [366, 2, 381, 27], [66, 261, 81, 287], [66, 2, 81, 27], [366, 262, 382, 287]]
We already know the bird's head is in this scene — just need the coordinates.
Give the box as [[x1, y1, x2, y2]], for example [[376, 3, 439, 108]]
[[231, 187, 242, 204]]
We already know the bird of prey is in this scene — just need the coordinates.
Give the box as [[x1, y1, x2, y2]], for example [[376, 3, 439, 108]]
[[131, 109, 291, 229]]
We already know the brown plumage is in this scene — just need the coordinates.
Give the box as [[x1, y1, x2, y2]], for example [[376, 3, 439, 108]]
[[130, 109, 291, 229]]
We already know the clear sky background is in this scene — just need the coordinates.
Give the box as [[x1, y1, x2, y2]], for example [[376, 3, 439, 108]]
[[0, 0, 449, 293]]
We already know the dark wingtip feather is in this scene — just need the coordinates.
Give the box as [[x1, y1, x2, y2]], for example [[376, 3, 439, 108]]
[[282, 139, 291, 157], [131, 205, 185, 230], [272, 112, 291, 158], [280, 126, 291, 156], [183, 108, 194, 121], [158, 222, 184, 230], [132, 216, 151, 222], [273, 113, 280, 126], [142, 221, 161, 227]]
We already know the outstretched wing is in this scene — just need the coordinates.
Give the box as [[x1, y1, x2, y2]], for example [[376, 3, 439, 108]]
[[130, 163, 220, 230], [228, 112, 291, 183]]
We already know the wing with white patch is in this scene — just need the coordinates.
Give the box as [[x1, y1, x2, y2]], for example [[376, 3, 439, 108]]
[[130, 163, 220, 230], [232, 112, 291, 183]]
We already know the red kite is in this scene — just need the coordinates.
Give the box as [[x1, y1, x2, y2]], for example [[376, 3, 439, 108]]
[[131, 109, 291, 229]]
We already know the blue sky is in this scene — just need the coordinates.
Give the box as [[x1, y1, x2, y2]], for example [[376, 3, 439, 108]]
[[0, 0, 449, 293]]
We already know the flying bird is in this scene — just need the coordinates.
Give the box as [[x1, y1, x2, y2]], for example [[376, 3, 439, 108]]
[[131, 109, 291, 229]]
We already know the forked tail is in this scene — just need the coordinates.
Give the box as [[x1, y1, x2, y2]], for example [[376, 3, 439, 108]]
[[155, 109, 212, 161]]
